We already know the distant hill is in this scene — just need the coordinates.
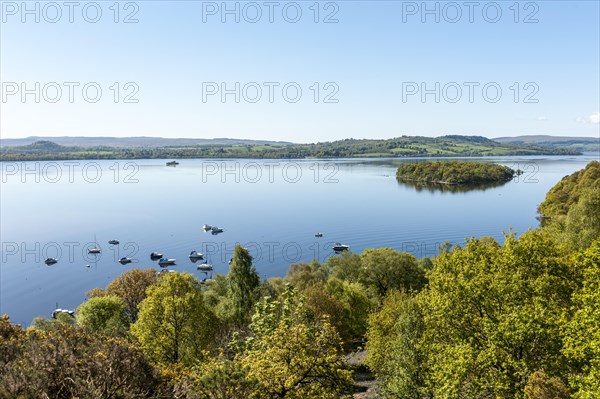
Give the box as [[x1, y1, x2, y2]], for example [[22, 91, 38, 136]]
[[0, 135, 581, 161], [494, 135, 599, 153], [0, 136, 293, 148]]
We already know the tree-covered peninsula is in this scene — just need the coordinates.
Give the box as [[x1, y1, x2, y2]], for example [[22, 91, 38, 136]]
[[396, 160, 517, 186]]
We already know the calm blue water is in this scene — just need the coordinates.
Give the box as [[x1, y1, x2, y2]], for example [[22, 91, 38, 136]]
[[1, 155, 597, 325]]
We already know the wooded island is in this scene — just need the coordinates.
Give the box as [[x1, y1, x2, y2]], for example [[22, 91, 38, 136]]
[[396, 160, 518, 186]]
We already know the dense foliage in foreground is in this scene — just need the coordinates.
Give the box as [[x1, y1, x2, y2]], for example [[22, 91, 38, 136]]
[[0, 135, 579, 161], [396, 160, 517, 185], [0, 162, 598, 398]]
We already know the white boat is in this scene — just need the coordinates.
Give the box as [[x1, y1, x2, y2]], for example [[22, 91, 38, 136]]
[[211, 226, 224, 234], [332, 243, 350, 251], [44, 258, 58, 265], [52, 308, 74, 319], [202, 224, 212, 230], [150, 252, 163, 260], [157, 269, 176, 275], [197, 263, 213, 272], [88, 235, 101, 254], [119, 257, 133, 265], [158, 258, 176, 267], [189, 251, 204, 261]]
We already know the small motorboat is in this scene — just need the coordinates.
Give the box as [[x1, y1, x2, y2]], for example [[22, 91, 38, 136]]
[[202, 224, 212, 230], [158, 269, 176, 275], [200, 276, 214, 284], [197, 263, 213, 272], [44, 258, 58, 265], [150, 252, 163, 260], [52, 308, 74, 319], [108, 239, 119, 245], [211, 226, 224, 234], [158, 258, 176, 267], [332, 243, 350, 252], [88, 235, 101, 254], [119, 257, 133, 265], [166, 161, 179, 166], [189, 251, 204, 261], [84, 264, 91, 268], [315, 233, 323, 238]]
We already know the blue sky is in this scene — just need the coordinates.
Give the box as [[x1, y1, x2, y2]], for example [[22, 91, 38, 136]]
[[1, 0, 599, 142]]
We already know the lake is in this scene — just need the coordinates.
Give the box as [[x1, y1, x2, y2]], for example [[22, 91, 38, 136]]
[[1, 155, 596, 325]]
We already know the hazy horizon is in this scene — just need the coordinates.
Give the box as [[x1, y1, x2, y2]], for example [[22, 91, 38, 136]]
[[2, 133, 599, 145]]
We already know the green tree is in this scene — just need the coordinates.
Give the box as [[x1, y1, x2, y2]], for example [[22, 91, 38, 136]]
[[325, 278, 374, 339], [360, 248, 426, 298], [563, 187, 600, 250], [365, 290, 425, 399], [76, 295, 128, 334], [327, 251, 362, 283], [131, 272, 217, 366], [240, 286, 353, 398], [29, 313, 74, 332], [562, 239, 600, 398], [538, 160, 600, 250], [417, 231, 574, 398], [538, 160, 599, 219], [227, 245, 260, 325], [173, 356, 257, 399]]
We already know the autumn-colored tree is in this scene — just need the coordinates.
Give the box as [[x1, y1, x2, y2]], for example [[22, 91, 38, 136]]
[[0, 315, 25, 377], [524, 370, 570, 399], [0, 323, 164, 399], [285, 260, 328, 291], [87, 268, 158, 323]]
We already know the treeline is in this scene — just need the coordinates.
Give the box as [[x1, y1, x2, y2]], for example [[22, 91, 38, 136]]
[[396, 160, 517, 185], [0, 135, 580, 161], [1, 162, 599, 398]]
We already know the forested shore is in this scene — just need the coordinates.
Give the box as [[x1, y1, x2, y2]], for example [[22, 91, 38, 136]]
[[0, 135, 579, 161]]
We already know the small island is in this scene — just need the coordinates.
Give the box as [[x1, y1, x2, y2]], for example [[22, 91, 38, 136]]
[[396, 160, 519, 187]]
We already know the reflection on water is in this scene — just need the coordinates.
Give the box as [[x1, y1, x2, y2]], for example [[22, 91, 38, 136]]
[[397, 179, 510, 193]]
